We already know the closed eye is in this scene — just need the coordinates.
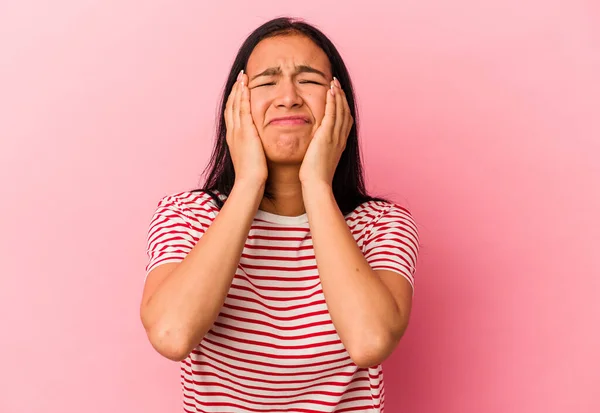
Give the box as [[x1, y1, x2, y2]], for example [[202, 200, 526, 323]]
[[255, 80, 323, 88]]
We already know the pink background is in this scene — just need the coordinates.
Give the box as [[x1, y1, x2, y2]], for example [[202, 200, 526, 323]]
[[1, 1, 599, 412]]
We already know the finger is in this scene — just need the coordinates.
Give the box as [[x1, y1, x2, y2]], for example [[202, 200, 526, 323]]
[[225, 82, 237, 133], [240, 74, 253, 125], [233, 72, 244, 129], [333, 82, 344, 142], [321, 81, 337, 139]]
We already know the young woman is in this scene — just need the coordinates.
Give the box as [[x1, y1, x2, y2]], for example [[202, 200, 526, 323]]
[[141, 17, 419, 413]]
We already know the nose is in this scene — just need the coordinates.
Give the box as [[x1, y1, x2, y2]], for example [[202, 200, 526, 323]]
[[274, 78, 303, 109]]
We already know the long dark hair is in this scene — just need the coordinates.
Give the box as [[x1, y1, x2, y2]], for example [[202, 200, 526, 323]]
[[194, 17, 386, 215]]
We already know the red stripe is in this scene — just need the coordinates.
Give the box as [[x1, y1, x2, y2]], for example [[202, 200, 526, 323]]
[[225, 294, 326, 311], [202, 337, 346, 360], [366, 242, 417, 261], [367, 231, 419, 254], [234, 273, 320, 292], [216, 312, 335, 333], [181, 376, 370, 400], [183, 392, 375, 413], [228, 284, 324, 302], [241, 252, 316, 263], [234, 270, 319, 281], [189, 353, 356, 377], [247, 234, 311, 242], [241, 262, 319, 272], [211, 321, 338, 342], [198, 343, 351, 371], [368, 254, 413, 271], [371, 215, 417, 234], [243, 243, 314, 251], [148, 227, 194, 248], [235, 270, 320, 291], [250, 224, 310, 232], [182, 359, 357, 385], [181, 367, 371, 391], [182, 387, 371, 408], [222, 302, 328, 319]]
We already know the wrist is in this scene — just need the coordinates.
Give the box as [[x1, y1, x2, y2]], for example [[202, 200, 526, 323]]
[[301, 179, 333, 194], [301, 180, 335, 209], [233, 178, 266, 197]]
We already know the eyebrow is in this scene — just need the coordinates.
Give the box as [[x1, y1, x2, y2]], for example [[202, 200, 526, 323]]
[[250, 65, 328, 82]]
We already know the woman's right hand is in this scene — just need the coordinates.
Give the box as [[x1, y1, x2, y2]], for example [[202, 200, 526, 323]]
[[225, 70, 268, 186]]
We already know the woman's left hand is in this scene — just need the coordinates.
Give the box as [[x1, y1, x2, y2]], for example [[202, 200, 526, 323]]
[[299, 78, 353, 187]]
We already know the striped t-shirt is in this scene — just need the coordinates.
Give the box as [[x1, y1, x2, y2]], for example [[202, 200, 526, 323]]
[[145, 190, 419, 412]]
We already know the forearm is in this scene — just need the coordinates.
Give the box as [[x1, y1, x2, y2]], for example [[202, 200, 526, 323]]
[[302, 182, 404, 366], [143, 180, 265, 358]]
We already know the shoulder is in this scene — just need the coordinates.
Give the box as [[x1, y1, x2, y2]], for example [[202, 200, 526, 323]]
[[152, 190, 222, 223], [348, 200, 419, 254], [346, 199, 416, 229]]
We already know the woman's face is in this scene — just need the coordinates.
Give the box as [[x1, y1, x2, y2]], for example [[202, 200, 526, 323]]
[[246, 34, 332, 165]]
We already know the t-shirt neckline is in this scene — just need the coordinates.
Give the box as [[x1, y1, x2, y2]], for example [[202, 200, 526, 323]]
[[254, 209, 309, 226]]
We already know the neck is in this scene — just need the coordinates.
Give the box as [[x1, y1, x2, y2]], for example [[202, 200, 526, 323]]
[[260, 164, 305, 217]]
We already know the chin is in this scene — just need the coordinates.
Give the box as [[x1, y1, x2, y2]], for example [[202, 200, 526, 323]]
[[262, 132, 311, 165], [266, 152, 306, 166]]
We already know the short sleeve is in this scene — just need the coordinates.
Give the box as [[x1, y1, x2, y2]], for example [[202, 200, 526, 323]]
[[363, 204, 420, 292], [145, 193, 216, 279]]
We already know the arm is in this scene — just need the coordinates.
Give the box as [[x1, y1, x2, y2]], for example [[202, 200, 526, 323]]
[[299, 77, 418, 367], [140, 71, 267, 361], [302, 183, 416, 368], [140, 182, 264, 361]]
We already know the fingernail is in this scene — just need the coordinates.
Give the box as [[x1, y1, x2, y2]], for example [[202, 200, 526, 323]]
[[238, 70, 243, 81], [334, 77, 340, 88], [330, 84, 335, 96]]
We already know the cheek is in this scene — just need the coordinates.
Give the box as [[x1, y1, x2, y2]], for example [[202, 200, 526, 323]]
[[249, 93, 267, 126], [306, 94, 327, 124]]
